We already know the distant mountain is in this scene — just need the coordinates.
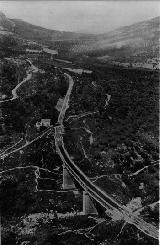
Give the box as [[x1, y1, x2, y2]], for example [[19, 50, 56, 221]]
[[11, 18, 95, 44], [43, 16, 159, 61], [100, 16, 160, 42], [95, 16, 160, 53], [0, 11, 94, 41], [0, 11, 15, 32], [0, 11, 159, 62], [64, 16, 160, 58], [0, 11, 95, 55]]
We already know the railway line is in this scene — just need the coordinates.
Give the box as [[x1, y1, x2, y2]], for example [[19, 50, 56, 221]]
[[54, 71, 159, 240], [0, 59, 158, 240]]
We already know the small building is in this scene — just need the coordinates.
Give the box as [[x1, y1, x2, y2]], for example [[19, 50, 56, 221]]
[[0, 92, 7, 101], [42, 47, 58, 60], [26, 49, 42, 54], [41, 119, 51, 127], [36, 119, 51, 131]]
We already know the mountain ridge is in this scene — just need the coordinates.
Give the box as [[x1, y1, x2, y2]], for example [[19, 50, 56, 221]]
[[0, 11, 159, 62]]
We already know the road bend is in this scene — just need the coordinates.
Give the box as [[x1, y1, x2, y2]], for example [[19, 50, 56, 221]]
[[0, 59, 38, 103], [54, 71, 158, 240]]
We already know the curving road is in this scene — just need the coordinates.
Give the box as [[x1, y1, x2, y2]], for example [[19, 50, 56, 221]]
[[0, 59, 38, 104], [54, 72, 158, 240], [57, 73, 74, 125]]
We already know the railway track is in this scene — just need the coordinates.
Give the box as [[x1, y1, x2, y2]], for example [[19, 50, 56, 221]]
[[54, 71, 158, 240]]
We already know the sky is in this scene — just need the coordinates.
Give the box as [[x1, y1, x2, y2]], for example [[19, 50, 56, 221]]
[[0, 1, 159, 34]]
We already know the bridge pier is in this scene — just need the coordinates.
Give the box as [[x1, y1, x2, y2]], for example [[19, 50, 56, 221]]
[[62, 165, 97, 215], [83, 191, 98, 215], [62, 165, 75, 190]]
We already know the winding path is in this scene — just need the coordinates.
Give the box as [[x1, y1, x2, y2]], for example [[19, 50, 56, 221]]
[[0, 60, 38, 104]]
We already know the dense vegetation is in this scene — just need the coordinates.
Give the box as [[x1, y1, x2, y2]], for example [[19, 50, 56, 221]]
[[64, 65, 159, 227], [0, 10, 159, 245], [0, 58, 27, 97], [0, 56, 159, 245]]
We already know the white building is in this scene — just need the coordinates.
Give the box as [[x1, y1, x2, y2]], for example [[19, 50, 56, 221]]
[[36, 119, 51, 131]]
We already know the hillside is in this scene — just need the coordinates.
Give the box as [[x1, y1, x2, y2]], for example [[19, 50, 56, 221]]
[[0, 11, 159, 66], [11, 18, 96, 44], [0, 11, 95, 57], [93, 16, 160, 52], [55, 16, 159, 61]]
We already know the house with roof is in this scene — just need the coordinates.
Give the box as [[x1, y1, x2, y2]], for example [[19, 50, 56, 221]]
[[36, 118, 51, 131]]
